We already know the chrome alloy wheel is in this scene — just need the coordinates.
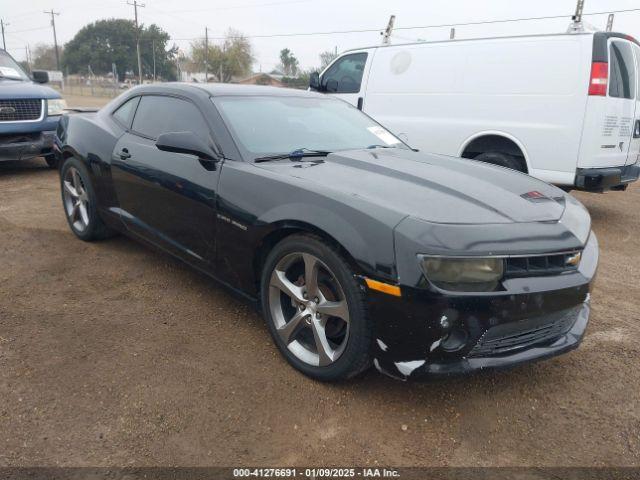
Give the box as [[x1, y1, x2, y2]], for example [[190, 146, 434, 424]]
[[62, 166, 90, 232], [269, 252, 350, 367]]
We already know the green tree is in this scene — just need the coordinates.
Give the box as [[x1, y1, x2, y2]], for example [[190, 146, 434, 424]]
[[62, 19, 177, 81], [278, 48, 299, 77], [189, 29, 253, 83], [32, 43, 61, 71]]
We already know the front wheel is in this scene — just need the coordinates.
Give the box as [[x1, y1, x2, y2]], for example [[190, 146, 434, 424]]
[[60, 157, 116, 241], [260, 234, 372, 381]]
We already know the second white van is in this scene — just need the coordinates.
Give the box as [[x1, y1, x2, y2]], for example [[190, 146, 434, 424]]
[[310, 31, 640, 192]]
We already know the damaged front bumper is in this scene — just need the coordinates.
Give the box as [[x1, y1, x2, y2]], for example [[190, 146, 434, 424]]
[[0, 130, 56, 161], [367, 234, 598, 381]]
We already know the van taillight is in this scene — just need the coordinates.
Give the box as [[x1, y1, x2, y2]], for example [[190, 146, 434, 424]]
[[589, 62, 608, 96]]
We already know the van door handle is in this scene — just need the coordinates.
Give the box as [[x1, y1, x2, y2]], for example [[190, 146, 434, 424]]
[[119, 148, 132, 160], [357, 97, 364, 111], [634, 120, 640, 138]]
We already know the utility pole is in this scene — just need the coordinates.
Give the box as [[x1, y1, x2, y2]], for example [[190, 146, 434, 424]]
[[43, 10, 60, 70], [152, 39, 156, 81], [606, 13, 614, 32], [127, 0, 145, 84], [1, 19, 7, 51], [381, 15, 395, 45], [204, 27, 209, 82]]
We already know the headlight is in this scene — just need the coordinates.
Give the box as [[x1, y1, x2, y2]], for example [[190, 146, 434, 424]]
[[47, 99, 67, 116], [420, 256, 504, 292]]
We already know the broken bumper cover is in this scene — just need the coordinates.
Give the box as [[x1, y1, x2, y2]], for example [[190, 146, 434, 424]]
[[575, 164, 640, 191], [0, 130, 56, 161], [407, 302, 589, 377], [367, 233, 598, 381]]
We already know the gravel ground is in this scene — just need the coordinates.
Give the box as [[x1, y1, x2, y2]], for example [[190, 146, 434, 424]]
[[0, 94, 639, 467]]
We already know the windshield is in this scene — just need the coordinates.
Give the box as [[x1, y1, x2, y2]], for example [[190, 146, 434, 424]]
[[213, 95, 408, 159], [0, 51, 29, 81]]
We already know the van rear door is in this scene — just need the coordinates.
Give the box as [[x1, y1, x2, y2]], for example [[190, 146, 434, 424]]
[[579, 36, 636, 169], [628, 43, 640, 165]]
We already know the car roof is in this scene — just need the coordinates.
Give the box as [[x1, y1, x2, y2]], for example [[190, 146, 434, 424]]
[[134, 82, 324, 98]]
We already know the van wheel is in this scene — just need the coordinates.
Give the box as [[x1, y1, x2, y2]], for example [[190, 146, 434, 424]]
[[475, 152, 525, 173]]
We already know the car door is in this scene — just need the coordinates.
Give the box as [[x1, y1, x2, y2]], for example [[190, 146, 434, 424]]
[[320, 52, 369, 109], [110, 94, 220, 268]]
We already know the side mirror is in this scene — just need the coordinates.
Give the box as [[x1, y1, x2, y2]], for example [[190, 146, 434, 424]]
[[325, 79, 338, 93], [309, 71, 321, 91], [31, 70, 49, 84], [156, 131, 218, 162]]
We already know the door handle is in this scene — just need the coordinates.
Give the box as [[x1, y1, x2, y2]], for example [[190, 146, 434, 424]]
[[634, 120, 640, 139], [119, 148, 131, 160], [357, 97, 364, 111]]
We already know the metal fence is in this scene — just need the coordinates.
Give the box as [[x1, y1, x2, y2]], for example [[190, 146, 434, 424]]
[[51, 76, 127, 99]]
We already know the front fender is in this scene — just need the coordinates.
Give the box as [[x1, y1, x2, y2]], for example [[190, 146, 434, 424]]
[[215, 161, 404, 296]]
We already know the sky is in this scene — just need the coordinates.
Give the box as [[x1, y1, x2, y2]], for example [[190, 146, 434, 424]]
[[2, 0, 640, 72]]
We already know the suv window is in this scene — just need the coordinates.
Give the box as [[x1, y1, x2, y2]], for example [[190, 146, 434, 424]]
[[131, 95, 211, 141], [112, 96, 140, 128], [609, 42, 635, 99], [322, 53, 368, 94]]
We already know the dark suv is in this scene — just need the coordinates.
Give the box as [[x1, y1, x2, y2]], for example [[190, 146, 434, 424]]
[[0, 49, 66, 168]]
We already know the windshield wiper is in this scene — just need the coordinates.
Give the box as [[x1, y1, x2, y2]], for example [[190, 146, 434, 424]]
[[254, 148, 332, 163]]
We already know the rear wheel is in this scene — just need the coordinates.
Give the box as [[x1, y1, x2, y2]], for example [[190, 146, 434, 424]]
[[475, 152, 526, 172], [260, 234, 372, 381], [60, 157, 116, 241]]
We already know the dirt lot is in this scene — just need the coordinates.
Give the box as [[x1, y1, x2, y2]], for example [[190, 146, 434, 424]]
[[0, 94, 639, 467]]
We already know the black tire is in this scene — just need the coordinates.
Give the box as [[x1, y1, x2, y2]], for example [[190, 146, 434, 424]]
[[474, 152, 526, 172], [44, 154, 59, 169], [260, 234, 372, 381], [60, 157, 116, 241]]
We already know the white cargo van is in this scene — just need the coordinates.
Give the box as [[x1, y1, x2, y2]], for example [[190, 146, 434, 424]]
[[310, 32, 640, 192]]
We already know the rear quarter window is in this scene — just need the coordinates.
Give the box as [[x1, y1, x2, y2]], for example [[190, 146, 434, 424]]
[[112, 96, 140, 128], [609, 41, 635, 99]]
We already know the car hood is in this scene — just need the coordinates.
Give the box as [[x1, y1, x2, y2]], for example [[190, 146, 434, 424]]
[[256, 148, 567, 225], [0, 79, 61, 100]]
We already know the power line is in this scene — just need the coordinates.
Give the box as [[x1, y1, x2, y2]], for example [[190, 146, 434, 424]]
[[169, 7, 640, 42]]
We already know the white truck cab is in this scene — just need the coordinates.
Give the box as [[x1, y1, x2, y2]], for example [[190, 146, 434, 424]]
[[310, 32, 640, 192]]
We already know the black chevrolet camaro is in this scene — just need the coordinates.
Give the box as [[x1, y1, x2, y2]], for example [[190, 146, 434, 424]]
[[55, 84, 598, 381]]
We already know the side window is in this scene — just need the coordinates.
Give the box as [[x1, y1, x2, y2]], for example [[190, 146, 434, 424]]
[[112, 96, 140, 128], [609, 42, 635, 99], [131, 95, 211, 141], [322, 53, 368, 94]]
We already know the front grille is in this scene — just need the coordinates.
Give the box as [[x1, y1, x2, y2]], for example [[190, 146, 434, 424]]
[[467, 306, 580, 358], [0, 99, 43, 121], [504, 251, 581, 278]]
